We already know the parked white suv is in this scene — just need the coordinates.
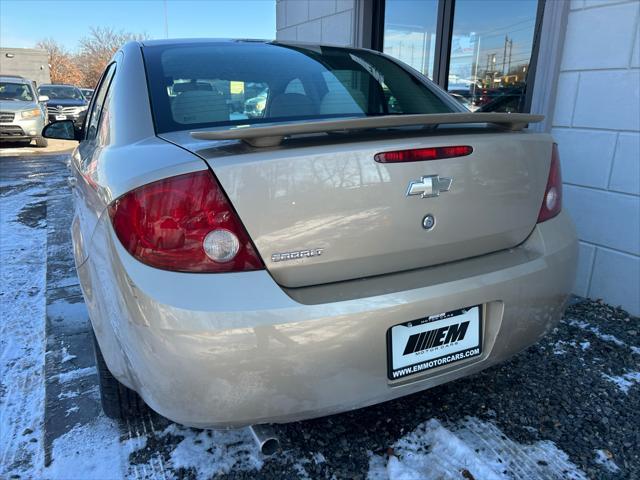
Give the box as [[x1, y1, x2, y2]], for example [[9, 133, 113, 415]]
[[0, 75, 48, 147]]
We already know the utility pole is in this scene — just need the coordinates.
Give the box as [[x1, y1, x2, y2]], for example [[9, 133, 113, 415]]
[[502, 35, 508, 74], [507, 39, 513, 75], [472, 34, 481, 102]]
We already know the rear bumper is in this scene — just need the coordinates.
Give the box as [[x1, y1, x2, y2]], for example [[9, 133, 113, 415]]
[[79, 211, 577, 428]]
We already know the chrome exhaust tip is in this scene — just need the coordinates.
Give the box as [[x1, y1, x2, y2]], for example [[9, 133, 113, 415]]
[[249, 424, 280, 455]]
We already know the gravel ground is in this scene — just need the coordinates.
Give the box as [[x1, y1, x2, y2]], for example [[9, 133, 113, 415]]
[[1, 151, 639, 479], [264, 299, 640, 479]]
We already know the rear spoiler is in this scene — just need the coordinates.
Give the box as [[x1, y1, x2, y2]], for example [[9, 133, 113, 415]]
[[190, 112, 544, 147]]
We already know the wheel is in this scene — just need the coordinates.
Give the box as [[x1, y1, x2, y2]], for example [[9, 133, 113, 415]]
[[91, 328, 147, 419], [35, 136, 48, 148]]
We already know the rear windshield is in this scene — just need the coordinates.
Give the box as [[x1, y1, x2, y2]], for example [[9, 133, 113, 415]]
[[143, 42, 456, 134]]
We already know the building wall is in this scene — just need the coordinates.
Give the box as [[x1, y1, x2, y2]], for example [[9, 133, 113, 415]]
[[0, 48, 51, 86], [553, 0, 639, 315], [276, 0, 358, 46]]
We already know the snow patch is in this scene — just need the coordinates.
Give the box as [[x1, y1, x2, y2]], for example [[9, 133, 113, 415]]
[[290, 459, 312, 479], [553, 340, 576, 355], [64, 406, 79, 417], [58, 390, 79, 400], [568, 319, 625, 347], [602, 371, 640, 393], [594, 449, 620, 473], [56, 366, 97, 383], [0, 185, 48, 478], [43, 417, 124, 479], [313, 451, 326, 464], [129, 423, 265, 478], [367, 417, 587, 480], [60, 345, 77, 363]]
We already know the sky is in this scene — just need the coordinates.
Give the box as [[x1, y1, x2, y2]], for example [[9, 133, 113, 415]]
[[0, 0, 276, 52]]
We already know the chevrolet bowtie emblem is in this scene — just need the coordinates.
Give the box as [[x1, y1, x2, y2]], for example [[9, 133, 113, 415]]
[[406, 175, 453, 198]]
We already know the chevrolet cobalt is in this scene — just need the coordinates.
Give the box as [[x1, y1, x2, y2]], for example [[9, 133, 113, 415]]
[[43, 39, 577, 428]]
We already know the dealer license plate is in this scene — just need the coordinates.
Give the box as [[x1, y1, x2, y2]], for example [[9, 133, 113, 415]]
[[387, 306, 482, 380]]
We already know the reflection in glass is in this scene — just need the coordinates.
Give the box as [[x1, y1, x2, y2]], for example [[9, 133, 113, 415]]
[[43, 120, 75, 140], [448, 0, 538, 112], [383, 0, 439, 79]]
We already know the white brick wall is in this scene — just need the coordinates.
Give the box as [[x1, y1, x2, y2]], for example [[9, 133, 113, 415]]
[[275, 0, 356, 46], [554, 0, 640, 314]]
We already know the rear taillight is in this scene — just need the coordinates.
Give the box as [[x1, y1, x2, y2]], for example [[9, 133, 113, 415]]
[[374, 145, 473, 163], [109, 170, 264, 272], [537, 143, 563, 223]]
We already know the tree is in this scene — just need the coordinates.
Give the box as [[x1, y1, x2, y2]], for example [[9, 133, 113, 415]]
[[77, 27, 146, 88], [36, 38, 82, 86]]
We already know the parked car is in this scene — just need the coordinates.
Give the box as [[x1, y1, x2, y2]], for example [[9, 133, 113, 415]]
[[38, 84, 89, 127], [449, 93, 479, 112], [0, 75, 48, 147], [244, 89, 267, 118], [43, 40, 577, 431], [81, 88, 94, 101], [477, 87, 525, 113]]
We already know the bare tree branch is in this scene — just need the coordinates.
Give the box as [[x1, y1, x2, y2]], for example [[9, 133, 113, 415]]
[[36, 38, 82, 85]]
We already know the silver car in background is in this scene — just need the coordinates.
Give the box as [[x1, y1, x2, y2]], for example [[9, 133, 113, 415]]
[[43, 40, 577, 429], [0, 75, 48, 147]]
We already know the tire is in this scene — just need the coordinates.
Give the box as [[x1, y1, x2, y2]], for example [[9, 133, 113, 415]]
[[91, 329, 147, 419], [35, 136, 48, 148]]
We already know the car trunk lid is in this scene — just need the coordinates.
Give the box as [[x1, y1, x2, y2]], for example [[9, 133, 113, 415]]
[[160, 126, 552, 288]]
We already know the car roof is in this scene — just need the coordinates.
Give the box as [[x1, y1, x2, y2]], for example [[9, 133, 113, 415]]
[[0, 75, 32, 84], [39, 84, 77, 88], [137, 38, 362, 51], [140, 38, 269, 47]]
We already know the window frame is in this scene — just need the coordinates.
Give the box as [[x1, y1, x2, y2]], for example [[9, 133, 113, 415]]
[[83, 62, 116, 141], [372, 0, 546, 113]]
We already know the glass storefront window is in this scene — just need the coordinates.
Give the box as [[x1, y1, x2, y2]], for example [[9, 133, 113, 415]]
[[383, 0, 439, 79], [448, 0, 539, 112]]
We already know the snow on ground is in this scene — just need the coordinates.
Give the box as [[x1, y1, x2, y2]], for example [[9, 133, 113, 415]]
[[43, 417, 125, 479], [367, 417, 587, 480], [552, 340, 576, 355], [163, 424, 264, 477], [602, 371, 640, 394], [60, 344, 77, 363], [568, 319, 626, 347], [0, 181, 48, 477], [594, 448, 620, 473], [169, 425, 261, 477], [55, 366, 97, 383]]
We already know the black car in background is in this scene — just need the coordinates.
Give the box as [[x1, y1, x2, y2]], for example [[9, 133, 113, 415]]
[[38, 84, 89, 127]]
